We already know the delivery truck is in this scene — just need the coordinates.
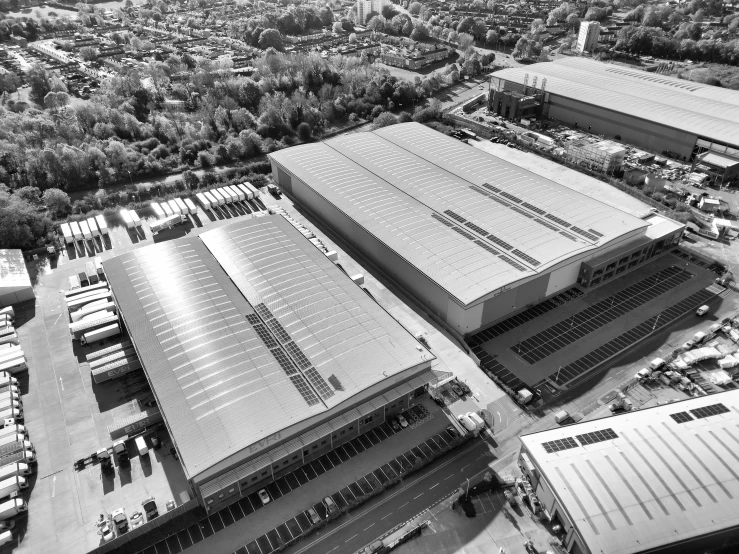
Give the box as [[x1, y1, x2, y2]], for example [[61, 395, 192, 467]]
[[0, 427, 25, 442], [167, 199, 181, 215], [95, 214, 109, 235], [151, 202, 166, 219], [66, 291, 112, 313], [120, 209, 134, 229], [174, 198, 188, 215], [60, 223, 74, 245], [87, 217, 101, 237], [0, 463, 31, 481], [203, 191, 218, 208], [0, 476, 28, 500], [196, 193, 212, 211], [0, 498, 27, 520], [0, 401, 21, 415], [0, 435, 25, 449], [0, 335, 18, 348], [89, 347, 137, 370], [69, 221, 82, 242], [85, 262, 100, 285], [183, 197, 197, 214], [210, 189, 226, 206], [86, 341, 132, 363], [0, 360, 25, 376], [150, 214, 183, 235], [0, 451, 34, 468], [65, 281, 108, 300], [92, 357, 142, 384], [0, 351, 21, 367], [70, 301, 115, 323], [79, 219, 93, 241], [130, 210, 142, 227], [69, 313, 118, 341], [81, 323, 121, 346]]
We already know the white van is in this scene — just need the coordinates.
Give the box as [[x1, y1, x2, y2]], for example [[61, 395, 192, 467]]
[[135, 436, 148, 457], [696, 305, 709, 316], [467, 412, 485, 430], [458, 414, 476, 433]]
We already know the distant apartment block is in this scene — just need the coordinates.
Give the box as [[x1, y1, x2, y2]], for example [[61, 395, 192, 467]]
[[357, 0, 389, 24], [576, 21, 600, 53]]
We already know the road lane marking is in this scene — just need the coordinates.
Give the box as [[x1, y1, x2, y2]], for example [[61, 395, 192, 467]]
[[430, 483, 439, 489], [52, 475, 56, 498], [346, 534, 357, 543], [364, 523, 374, 531], [328, 547, 338, 553], [444, 474, 454, 480], [413, 493, 423, 500], [290, 440, 485, 554], [381, 513, 393, 520], [461, 464, 469, 471], [399, 502, 409, 509]]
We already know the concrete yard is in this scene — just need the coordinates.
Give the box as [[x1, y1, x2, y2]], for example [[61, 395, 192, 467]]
[[475, 253, 722, 390]]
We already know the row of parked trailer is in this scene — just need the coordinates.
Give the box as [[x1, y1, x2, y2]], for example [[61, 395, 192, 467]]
[[65, 282, 122, 346], [119, 209, 143, 230], [0, 309, 27, 378], [59, 215, 109, 245], [195, 182, 259, 212], [149, 197, 196, 234]]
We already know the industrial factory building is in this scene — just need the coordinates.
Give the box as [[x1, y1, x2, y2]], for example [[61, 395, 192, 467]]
[[490, 58, 739, 164], [104, 216, 435, 513], [268, 123, 684, 336], [519, 391, 739, 554]]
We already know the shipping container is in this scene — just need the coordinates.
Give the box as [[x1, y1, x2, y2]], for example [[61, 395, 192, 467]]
[[69, 221, 83, 241], [196, 193, 212, 211], [95, 214, 109, 235], [87, 217, 101, 237], [184, 197, 197, 215], [174, 198, 188, 215], [81, 323, 121, 346], [85, 262, 99, 285], [86, 341, 132, 363], [130, 210, 142, 227], [0, 498, 27, 520], [79, 220, 93, 240], [151, 202, 166, 219], [120, 209, 134, 229], [150, 214, 183, 234], [60, 223, 74, 244]]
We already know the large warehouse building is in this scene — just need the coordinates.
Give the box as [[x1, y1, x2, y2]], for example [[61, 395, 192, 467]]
[[268, 123, 684, 336], [104, 216, 435, 513], [490, 58, 739, 164], [518, 391, 739, 554], [0, 249, 35, 308]]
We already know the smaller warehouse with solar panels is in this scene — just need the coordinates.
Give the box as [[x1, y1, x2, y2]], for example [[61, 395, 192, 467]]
[[104, 216, 435, 513], [518, 391, 739, 554], [268, 122, 684, 336]]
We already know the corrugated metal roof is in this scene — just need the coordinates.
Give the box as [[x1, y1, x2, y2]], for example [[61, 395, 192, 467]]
[[105, 219, 430, 480], [0, 249, 32, 290], [495, 58, 739, 148], [268, 124, 648, 306], [520, 390, 739, 554]]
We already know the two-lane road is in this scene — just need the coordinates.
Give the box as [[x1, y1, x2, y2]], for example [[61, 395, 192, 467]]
[[286, 437, 518, 554]]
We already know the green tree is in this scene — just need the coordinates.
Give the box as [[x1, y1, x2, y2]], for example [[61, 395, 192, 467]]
[[258, 28, 284, 51], [27, 64, 51, 104], [42, 188, 72, 218]]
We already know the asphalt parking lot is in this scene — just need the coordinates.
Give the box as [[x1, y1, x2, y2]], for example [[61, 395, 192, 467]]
[[472, 252, 722, 391]]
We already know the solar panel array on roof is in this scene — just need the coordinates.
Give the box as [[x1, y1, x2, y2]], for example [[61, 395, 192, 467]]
[[576, 428, 618, 445], [690, 403, 730, 419], [670, 411, 694, 424], [542, 437, 579, 453]]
